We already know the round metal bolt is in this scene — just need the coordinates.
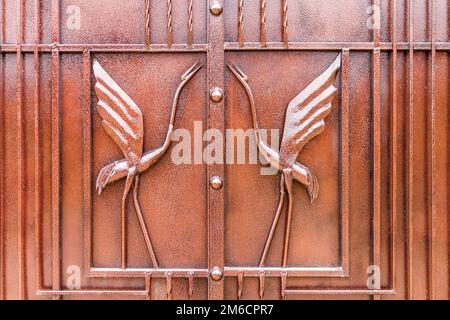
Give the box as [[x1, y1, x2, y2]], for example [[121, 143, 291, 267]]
[[210, 1, 223, 16], [210, 176, 223, 190], [210, 87, 223, 103], [210, 267, 223, 281]]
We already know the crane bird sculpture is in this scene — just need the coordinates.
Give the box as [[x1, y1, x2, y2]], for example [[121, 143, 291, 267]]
[[228, 54, 342, 267], [93, 60, 203, 269]]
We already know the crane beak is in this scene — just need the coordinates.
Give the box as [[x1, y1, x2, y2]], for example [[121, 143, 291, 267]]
[[227, 62, 248, 83], [181, 61, 203, 81]]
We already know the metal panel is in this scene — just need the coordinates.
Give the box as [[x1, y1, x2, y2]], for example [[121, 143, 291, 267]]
[[0, 0, 448, 300]]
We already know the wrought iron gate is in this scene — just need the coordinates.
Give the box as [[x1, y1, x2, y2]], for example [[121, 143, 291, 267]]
[[0, 0, 448, 300]]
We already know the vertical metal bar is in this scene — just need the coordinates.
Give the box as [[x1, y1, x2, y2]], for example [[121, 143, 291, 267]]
[[282, 196, 293, 268], [16, 0, 26, 300], [238, 0, 244, 47], [188, 272, 194, 299], [237, 271, 243, 300], [428, 0, 437, 300], [51, 0, 59, 44], [372, 0, 381, 301], [260, 0, 266, 47], [82, 49, 91, 277], [121, 180, 126, 267], [187, 0, 193, 47], [406, 0, 414, 300], [281, 0, 288, 48], [207, 0, 225, 300], [0, 0, 4, 44], [390, 0, 398, 294], [51, 49, 61, 300], [51, 0, 61, 300], [280, 271, 287, 299], [0, 0, 4, 300], [166, 0, 173, 47], [258, 271, 265, 299], [145, 272, 151, 300], [341, 48, 350, 275], [165, 272, 172, 300], [0, 60, 3, 301], [144, 0, 151, 47], [34, 0, 42, 294]]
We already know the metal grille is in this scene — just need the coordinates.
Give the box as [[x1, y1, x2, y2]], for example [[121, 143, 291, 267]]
[[0, 0, 448, 300]]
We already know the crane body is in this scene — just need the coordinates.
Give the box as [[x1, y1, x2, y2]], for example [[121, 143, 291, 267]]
[[228, 54, 341, 267]]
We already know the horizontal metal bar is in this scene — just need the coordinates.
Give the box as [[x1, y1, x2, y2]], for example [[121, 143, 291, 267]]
[[0, 42, 449, 53], [0, 43, 208, 53], [87, 266, 345, 278], [37, 289, 148, 296], [224, 266, 346, 277], [88, 267, 209, 278], [37, 289, 395, 297], [225, 41, 450, 51], [37, 288, 396, 297], [284, 289, 396, 295]]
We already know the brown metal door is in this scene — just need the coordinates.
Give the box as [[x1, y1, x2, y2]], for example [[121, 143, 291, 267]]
[[0, 0, 449, 300]]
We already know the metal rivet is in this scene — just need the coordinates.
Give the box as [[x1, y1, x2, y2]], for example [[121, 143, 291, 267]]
[[210, 87, 223, 103], [210, 176, 223, 190], [210, 1, 223, 16], [210, 267, 223, 281]]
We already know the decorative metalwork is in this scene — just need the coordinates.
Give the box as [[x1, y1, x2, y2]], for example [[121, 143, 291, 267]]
[[166, 271, 173, 300], [209, 87, 223, 103], [188, 272, 194, 299], [167, 0, 173, 46], [281, 271, 287, 299], [187, 0, 193, 47], [210, 266, 223, 281], [144, 0, 151, 46], [258, 270, 265, 299], [260, 0, 266, 47], [238, 0, 244, 47], [145, 272, 151, 300], [281, 0, 288, 47], [93, 60, 203, 269], [210, 0, 223, 16], [237, 271, 244, 299], [228, 54, 342, 267], [209, 176, 224, 190], [0, 0, 447, 301]]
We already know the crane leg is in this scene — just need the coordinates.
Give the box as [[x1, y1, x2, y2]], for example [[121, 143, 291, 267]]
[[282, 169, 294, 268], [259, 174, 286, 267], [120, 171, 135, 269], [133, 175, 159, 269]]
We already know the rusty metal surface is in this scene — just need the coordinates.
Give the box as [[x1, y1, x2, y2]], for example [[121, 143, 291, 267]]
[[93, 60, 202, 269], [0, 0, 449, 300], [227, 54, 342, 269]]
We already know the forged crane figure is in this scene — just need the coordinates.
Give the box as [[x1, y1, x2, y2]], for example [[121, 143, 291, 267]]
[[93, 60, 203, 269], [228, 54, 341, 267]]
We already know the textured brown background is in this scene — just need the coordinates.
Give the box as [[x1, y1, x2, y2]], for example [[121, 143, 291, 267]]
[[0, 0, 448, 300]]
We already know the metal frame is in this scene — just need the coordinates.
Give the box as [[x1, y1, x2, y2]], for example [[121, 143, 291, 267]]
[[0, 0, 448, 300]]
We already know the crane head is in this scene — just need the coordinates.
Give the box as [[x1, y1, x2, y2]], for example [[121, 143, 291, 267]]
[[227, 62, 248, 84], [181, 60, 203, 82], [96, 161, 117, 195]]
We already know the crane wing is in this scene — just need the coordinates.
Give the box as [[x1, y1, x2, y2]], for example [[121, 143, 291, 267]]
[[280, 54, 341, 167], [93, 60, 144, 164]]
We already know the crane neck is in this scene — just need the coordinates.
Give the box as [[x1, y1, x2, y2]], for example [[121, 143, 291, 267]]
[[161, 81, 186, 152], [140, 80, 185, 168], [240, 80, 261, 144]]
